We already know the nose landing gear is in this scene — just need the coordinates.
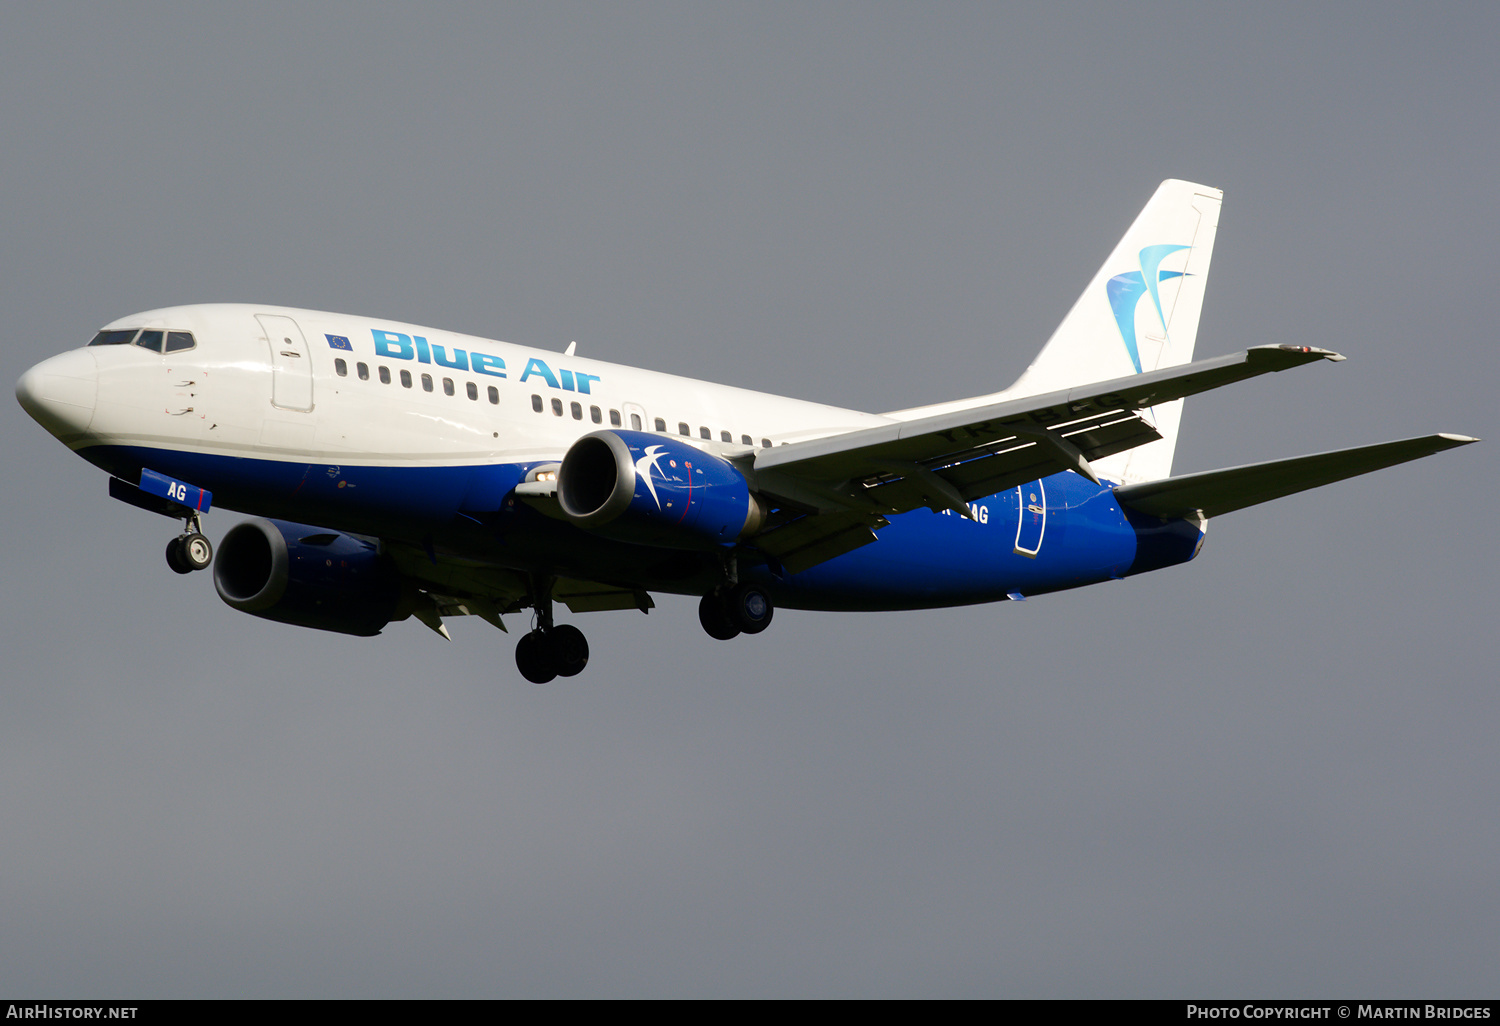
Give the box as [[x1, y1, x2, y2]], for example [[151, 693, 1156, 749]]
[[166, 531, 213, 574], [165, 512, 213, 575]]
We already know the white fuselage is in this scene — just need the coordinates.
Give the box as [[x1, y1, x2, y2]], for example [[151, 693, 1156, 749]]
[[58, 304, 891, 477]]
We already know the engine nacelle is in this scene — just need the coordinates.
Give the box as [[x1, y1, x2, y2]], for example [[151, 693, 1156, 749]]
[[213, 518, 403, 636], [557, 430, 766, 547]]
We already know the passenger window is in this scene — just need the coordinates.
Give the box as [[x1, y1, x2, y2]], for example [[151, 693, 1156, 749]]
[[335, 358, 348, 377], [678, 422, 690, 436], [632, 414, 643, 430], [465, 381, 476, 400], [721, 431, 732, 443], [357, 363, 370, 380], [135, 330, 165, 353], [610, 409, 622, 427], [379, 366, 391, 384], [552, 398, 564, 416], [443, 377, 455, 396], [532, 394, 543, 412], [164, 331, 195, 353], [400, 369, 412, 388], [88, 329, 137, 346], [421, 373, 433, 392], [590, 405, 602, 424], [741, 434, 752, 445], [654, 418, 666, 432], [488, 386, 500, 404], [761, 438, 771, 448], [699, 426, 711, 439], [571, 402, 582, 420]]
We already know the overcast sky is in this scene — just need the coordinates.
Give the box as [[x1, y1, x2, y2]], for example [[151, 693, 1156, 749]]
[[2, 2, 1495, 998]]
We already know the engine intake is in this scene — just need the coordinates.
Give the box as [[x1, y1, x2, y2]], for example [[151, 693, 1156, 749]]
[[557, 430, 765, 547]]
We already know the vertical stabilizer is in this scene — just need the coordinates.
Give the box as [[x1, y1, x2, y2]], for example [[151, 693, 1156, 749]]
[[1004, 179, 1222, 485]]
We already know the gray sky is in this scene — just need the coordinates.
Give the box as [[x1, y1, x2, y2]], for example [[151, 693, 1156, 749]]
[[2, 2, 1495, 997]]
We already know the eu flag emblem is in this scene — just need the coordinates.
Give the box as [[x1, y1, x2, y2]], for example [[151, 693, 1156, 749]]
[[325, 334, 353, 351]]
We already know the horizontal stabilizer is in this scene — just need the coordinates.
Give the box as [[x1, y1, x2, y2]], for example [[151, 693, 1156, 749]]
[[1113, 433, 1478, 519]]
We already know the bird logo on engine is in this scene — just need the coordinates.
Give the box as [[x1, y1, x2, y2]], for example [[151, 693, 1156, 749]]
[[634, 444, 670, 510]]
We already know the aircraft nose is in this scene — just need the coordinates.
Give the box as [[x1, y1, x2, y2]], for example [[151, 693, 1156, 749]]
[[16, 349, 98, 443]]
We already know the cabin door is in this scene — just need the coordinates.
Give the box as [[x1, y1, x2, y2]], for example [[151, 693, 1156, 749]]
[[256, 313, 314, 412]]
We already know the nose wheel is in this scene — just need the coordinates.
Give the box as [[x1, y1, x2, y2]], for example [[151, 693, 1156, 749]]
[[166, 532, 214, 574], [164, 513, 213, 574]]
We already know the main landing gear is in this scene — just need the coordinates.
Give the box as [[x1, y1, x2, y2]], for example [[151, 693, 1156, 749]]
[[514, 585, 589, 684], [165, 513, 213, 575], [698, 581, 774, 641]]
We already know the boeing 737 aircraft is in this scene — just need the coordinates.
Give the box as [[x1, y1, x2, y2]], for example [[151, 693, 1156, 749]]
[[16, 180, 1477, 682]]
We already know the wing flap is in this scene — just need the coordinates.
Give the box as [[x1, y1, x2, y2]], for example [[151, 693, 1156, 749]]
[[756, 344, 1339, 486], [386, 541, 656, 618], [751, 510, 887, 574], [553, 578, 655, 613], [865, 407, 1166, 510], [756, 348, 1344, 513], [752, 345, 1340, 519], [1113, 433, 1478, 519]]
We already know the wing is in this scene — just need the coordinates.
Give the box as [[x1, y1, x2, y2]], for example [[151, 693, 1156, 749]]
[[746, 345, 1342, 572], [381, 540, 653, 638]]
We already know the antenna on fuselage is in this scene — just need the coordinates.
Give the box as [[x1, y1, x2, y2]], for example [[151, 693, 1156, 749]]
[[564, 341, 577, 356]]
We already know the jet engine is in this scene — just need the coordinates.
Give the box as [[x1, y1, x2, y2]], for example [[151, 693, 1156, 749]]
[[556, 430, 766, 547], [213, 518, 404, 636]]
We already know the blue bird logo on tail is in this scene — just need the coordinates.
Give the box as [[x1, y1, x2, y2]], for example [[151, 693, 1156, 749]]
[[1106, 244, 1190, 374]]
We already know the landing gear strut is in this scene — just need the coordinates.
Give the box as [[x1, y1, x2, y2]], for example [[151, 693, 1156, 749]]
[[698, 581, 774, 640], [514, 581, 590, 683], [165, 512, 213, 575]]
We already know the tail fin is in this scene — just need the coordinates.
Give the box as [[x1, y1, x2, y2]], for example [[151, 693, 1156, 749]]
[[1005, 179, 1223, 485]]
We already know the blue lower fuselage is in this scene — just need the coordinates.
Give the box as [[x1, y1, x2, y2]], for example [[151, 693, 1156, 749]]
[[81, 443, 1203, 611]]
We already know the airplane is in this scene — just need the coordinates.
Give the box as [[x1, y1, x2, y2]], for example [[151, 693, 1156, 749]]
[[15, 179, 1477, 683]]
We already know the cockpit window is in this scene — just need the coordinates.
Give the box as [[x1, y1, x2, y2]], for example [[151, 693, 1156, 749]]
[[88, 329, 138, 346], [86, 328, 196, 351]]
